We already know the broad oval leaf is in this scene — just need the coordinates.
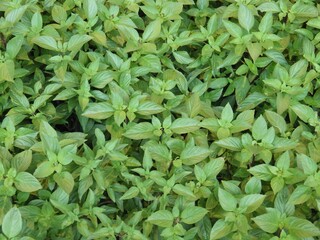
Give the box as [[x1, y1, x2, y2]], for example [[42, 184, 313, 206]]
[[2, 207, 23, 238], [147, 210, 174, 228], [181, 206, 208, 224], [14, 172, 42, 192]]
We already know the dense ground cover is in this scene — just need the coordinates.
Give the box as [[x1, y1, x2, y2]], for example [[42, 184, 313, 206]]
[[0, 0, 320, 239]]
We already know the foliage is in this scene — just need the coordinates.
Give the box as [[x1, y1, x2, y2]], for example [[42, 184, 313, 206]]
[[0, 0, 320, 239]]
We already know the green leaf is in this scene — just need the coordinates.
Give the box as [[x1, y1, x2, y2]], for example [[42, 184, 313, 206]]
[[288, 185, 311, 205], [107, 51, 123, 70], [221, 103, 234, 122], [34, 161, 55, 178], [83, 0, 98, 19], [53, 172, 74, 194], [173, 51, 194, 64], [218, 188, 237, 211], [285, 217, 320, 238], [91, 71, 114, 89], [180, 145, 210, 165], [0, 60, 15, 82], [2, 207, 22, 238], [123, 122, 155, 140], [245, 177, 262, 194], [11, 150, 32, 172], [120, 186, 139, 200], [215, 137, 242, 151], [147, 210, 174, 228], [67, 34, 92, 51], [82, 103, 114, 119], [248, 164, 273, 181], [239, 194, 265, 213], [252, 115, 268, 140], [173, 184, 196, 199], [291, 2, 318, 18], [210, 219, 233, 240], [257, 2, 280, 12], [40, 121, 60, 153], [290, 103, 316, 123], [237, 92, 267, 111], [265, 110, 287, 134], [33, 36, 58, 51], [259, 12, 273, 33], [264, 50, 287, 65], [14, 172, 42, 192], [223, 20, 243, 38], [253, 210, 280, 233], [204, 157, 225, 178], [238, 4, 254, 32], [52, 5, 67, 23], [6, 35, 24, 59], [181, 206, 208, 224], [296, 154, 317, 175], [170, 118, 200, 134], [5, 5, 28, 23], [143, 19, 162, 41], [137, 101, 165, 115], [271, 176, 284, 194]]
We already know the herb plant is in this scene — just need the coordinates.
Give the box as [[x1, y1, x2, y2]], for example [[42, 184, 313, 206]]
[[0, 0, 320, 239]]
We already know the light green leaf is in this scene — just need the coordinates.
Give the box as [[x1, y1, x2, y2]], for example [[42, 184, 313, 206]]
[[82, 103, 114, 119], [170, 118, 200, 134], [245, 177, 262, 194], [52, 5, 67, 23], [83, 0, 98, 19], [53, 172, 74, 194], [252, 115, 268, 140], [120, 186, 139, 200], [253, 211, 280, 233], [173, 184, 196, 199], [288, 185, 311, 205], [259, 12, 273, 33], [296, 154, 317, 175], [265, 50, 287, 65], [180, 145, 210, 165], [237, 92, 267, 111], [290, 103, 316, 123], [221, 103, 233, 122], [67, 34, 92, 51], [137, 101, 165, 115], [223, 20, 243, 38], [248, 164, 274, 181], [143, 19, 162, 41], [2, 207, 22, 238], [218, 188, 237, 211], [291, 3, 318, 18], [14, 172, 42, 192], [0, 60, 15, 82], [173, 51, 194, 64], [33, 36, 58, 51], [34, 161, 55, 178], [6, 35, 24, 59], [239, 194, 265, 213], [181, 206, 208, 224], [215, 137, 242, 151], [123, 122, 155, 140], [265, 110, 287, 134], [210, 219, 233, 240], [257, 2, 280, 12], [285, 217, 320, 238], [11, 150, 32, 172], [5, 5, 28, 23], [147, 210, 174, 228], [238, 4, 254, 32]]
